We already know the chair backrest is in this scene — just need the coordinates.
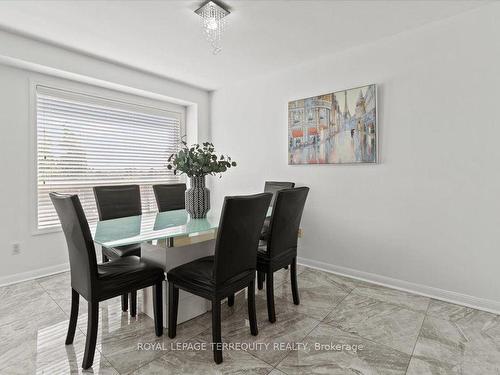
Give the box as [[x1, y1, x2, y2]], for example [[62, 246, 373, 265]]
[[266, 187, 309, 258], [93, 185, 142, 221], [264, 181, 295, 207], [213, 193, 272, 286], [153, 183, 186, 212], [50, 193, 97, 298]]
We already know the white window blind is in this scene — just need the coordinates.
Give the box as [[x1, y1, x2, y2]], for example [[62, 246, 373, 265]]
[[36, 86, 182, 230]]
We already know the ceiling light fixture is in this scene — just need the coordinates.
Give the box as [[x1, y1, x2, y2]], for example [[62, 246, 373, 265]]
[[195, 0, 230, 55]]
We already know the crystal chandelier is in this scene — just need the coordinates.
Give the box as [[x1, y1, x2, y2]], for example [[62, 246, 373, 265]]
[[195, 0, 230, 55]]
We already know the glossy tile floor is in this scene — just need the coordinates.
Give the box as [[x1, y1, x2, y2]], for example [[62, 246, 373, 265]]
[[1, 266, 499, 374]]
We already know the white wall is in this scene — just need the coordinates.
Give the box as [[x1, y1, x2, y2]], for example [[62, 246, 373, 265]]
[[0, 30, 210, 283], [210, 4, 500, 311]]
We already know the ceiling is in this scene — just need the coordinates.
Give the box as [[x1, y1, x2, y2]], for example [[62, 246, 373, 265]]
[[0, 0, 486, 90]]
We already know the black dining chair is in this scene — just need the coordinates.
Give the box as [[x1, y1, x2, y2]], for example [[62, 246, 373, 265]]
[[93, 185, 142, 315], [50, 193, 164, 370], [261, 181, 295, 241], [153, 183, 186, 212], [260, 181, 295, 270], [167, 193, 272, 364], [264, 181, 295, 208], [257, 187, 309, 323], [225, 181, 298, 309]]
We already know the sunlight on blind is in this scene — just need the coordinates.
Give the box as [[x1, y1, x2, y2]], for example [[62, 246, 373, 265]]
[[36, 86, 182, 230]]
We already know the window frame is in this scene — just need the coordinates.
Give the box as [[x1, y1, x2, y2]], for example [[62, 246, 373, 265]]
[[30, 76, 186, 235]]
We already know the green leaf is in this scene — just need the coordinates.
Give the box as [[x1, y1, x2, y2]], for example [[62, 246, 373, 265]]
[[167, 141, 236, 178]]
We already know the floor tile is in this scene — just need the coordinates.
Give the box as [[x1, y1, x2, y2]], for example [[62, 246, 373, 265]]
[[272, 268, 351, 321], [36, 271, 71, 293], [0, 308, 68, 372], [0, 279, 45, 302], [130, 336, 272, 375], [90, 311, 171, 374], [195, 293, 320, 366], [92, 304, 231, 374], [426, 299, 472, 322], [3, 265, 499, 374], [405, 355, 500, 375], [276, 323, 410, 375], [36, 272, 74, 314], [300, 268, 371, 291], [272, 264, 307, 287], [0, 281, 64, 328], [409, 314, 500, 374], [324, 292, 425, 354], [0, 316, 117, 374], [0, 298, 68, 335], [75, 296, 138, 333], [267, 369, 288, 375], [351, 283, 430, 313], [426, 299, 499, 326]]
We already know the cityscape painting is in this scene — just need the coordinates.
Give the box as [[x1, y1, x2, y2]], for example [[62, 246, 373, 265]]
[[288, 84, 377, 164]]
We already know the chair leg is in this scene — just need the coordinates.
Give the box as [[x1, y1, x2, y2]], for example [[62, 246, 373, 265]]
[[121, 294, 128, 312], [227, 294, 235, 307], [82, 301, 99, 370], [211, 298, 223, 364], [266, 270, 276, 323], [65, 289, 79, 345], [291, 257, 300, 305], [130, 290, 137, 317], [168, 282, 179, 339], [257, 271, 264, 290], [247, 280, 258, 336], [153, 281, 163, 336]]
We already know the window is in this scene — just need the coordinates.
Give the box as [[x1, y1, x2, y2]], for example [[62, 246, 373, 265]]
[[36, 86, 182, 230]]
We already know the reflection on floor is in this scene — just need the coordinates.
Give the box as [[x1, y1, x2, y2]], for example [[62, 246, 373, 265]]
[[1, 265, 499, 374]]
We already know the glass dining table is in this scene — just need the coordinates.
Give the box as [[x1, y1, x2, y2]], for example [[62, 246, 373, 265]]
[[91, 207, 299, 327], [92, 207, 276, 249], [91, 207, 277, 327], [92, 209, 221, 249], [91, 209, 224, 327]]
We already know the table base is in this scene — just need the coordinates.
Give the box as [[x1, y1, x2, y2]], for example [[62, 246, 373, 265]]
[[140, 240, 214, 328]]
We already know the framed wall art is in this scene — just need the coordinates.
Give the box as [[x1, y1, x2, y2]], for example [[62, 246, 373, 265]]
[[288, 84, 377, 164]]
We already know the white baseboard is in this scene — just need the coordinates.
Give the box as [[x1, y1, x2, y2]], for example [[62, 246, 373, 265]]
[[0, 263, 69, 288], [297, 256, 500, 315]]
